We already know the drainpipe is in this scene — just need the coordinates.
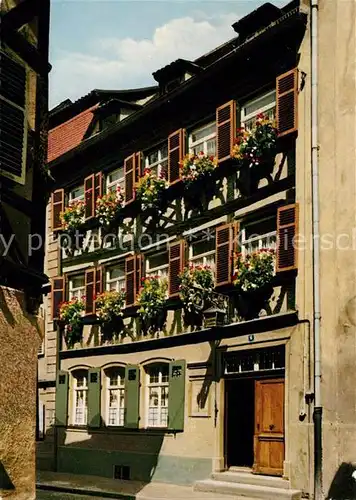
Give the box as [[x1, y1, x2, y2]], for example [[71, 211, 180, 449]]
[[310, 0, 323, 499]]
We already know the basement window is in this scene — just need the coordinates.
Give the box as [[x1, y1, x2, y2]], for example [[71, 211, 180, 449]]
[[113, 465, 131, 480]]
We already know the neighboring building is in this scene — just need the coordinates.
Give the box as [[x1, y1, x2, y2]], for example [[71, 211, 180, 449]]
[[38, 0, 356, 499], [0, 1, 50, 499]]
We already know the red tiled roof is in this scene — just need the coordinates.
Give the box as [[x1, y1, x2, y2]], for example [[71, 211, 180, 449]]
[[47, 105, 97, 163]]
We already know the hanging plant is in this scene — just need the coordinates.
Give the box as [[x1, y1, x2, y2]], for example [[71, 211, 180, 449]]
[[137, 276, 167, 334], [59, 298, 85, 348], [95, 290, 126, 342], [95, 186, 124, 228], [135, 168, 168, 212], [60, 200, 85, 232], [233, 249, 275, 320], [180, 152, 217, 187], [179, 264, 214, 328], [232, 114, 278, 168]]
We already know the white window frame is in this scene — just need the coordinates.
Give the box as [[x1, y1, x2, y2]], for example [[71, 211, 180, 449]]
[[68, 274, 85, 301], [72, 370, 88, 426], [105, 367, 125, 427], [69, 185, 84, 204], [106, 264, 125, 293], [106, 167, 125, 193], [145, 251, 169, 281], [240, 217, 277, 257], [146, 364, 169, 428], [144, 144, 168, 177], [189, 234, 216, 274], [189, 121, 216, 156], [241, 90, 276, 131]]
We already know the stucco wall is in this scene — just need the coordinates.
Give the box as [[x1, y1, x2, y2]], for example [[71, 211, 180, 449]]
[[0, 287, 42, 500]]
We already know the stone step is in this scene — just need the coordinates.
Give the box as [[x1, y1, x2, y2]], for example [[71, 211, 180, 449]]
[[194, 479, 302, 500], [211, 471, 291, 489]]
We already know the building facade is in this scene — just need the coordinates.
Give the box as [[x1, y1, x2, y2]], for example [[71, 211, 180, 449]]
[[38, 0, 356, 498], [0, 1, 50, 499]]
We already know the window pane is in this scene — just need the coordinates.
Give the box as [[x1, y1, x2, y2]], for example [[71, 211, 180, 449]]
[[147, 252, 168, 270], [70, 186, 84, 201], [70, 275, 85, 289], [243, 92, 276, 116], [109, 266, 125, 280], [108, 168, 124, 184], [161, 144, 168, 159], [148, 151, 159, 165], [192, 123, 215, 142], [206, 138, 216, 156], [192, 238, 215, 257], [244, 218, 276, 239]]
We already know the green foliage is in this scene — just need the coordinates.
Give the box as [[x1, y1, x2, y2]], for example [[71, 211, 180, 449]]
[[179, 264, 215, 313], [181, 153, 217, 187], [60, 200, 85, 231], [59, 298, 85, 348], [233, 249, 275, 293], [137, 276, 167, 331], [135, 168, 168, 211]]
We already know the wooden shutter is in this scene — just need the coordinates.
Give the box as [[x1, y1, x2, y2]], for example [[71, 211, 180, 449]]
[[125, 255, 136, 307], [168, 129, 185, 185], [94, 266, 103, 313], [52, 277, 64, 320], [55, 370, 69, 426], [124, 365, 140, 428], [169, 241, 185, 297], [88, 368, 101, 428], [215, 223, 236, 286], [94, 172, 103, 203], [276, 68, 298, 138], [276, 203, 299, 272], [84, 174, 95, 219], [0, 51, 27, 184], [135, 152, 143, 183], [168, 360, 186, 431], [51, 189, 64, 232], [124, 154, 135, 204], [85, 268, 95, 314], [216, 100, 236, 164], [135, 255, 142, 299]]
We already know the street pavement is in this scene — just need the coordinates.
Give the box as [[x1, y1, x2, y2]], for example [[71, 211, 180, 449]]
[[37, 492, 110, 500]]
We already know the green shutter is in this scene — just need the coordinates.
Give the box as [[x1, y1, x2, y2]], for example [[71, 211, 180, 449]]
[[88, 368, 101, 428], [55, 370, 69, 427], [168, 360, 186, 431], [125, 365, 140, 428]]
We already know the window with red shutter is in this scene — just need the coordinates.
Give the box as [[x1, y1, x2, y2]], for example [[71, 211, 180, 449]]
[[52, 277, 65, 320], [84, 174, 95, 219], [94, 172, 103, 202], [135, 254, 142, 298], [85, 268, 95, 314], [276, 203, 299, 272], [51, 189, 64, 232], [94, 266, 103, 312], [125, 255, 136, 307], [168, 129, 185, 185], [169, 241, 185, 297], [124, 154, 135, 204], [215, 223, 237, 286], [216, 101, 236, 164], [276, 68, 298, 138]]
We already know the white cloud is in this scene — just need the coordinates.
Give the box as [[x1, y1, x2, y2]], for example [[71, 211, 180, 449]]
[[50, 13, 238, 107]]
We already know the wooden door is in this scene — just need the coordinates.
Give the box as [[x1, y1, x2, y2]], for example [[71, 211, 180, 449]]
[[253, 378, 284, 476]]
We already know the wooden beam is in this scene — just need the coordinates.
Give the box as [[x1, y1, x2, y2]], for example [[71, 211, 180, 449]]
[[1, 24, 51, 75], [1, 0, 41, 32]]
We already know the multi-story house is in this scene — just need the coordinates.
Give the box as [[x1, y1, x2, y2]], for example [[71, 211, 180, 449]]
[[0, 1, 50, 499], [38, 0, 356, 499]]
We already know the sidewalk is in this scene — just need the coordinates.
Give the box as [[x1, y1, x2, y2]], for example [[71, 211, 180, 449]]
[[36, 470, 244, 500]]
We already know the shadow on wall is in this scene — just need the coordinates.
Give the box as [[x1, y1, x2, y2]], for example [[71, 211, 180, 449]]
[[0, 460, 15, 492], [39, 422, 164, 490], [326, 462, 356, 500]]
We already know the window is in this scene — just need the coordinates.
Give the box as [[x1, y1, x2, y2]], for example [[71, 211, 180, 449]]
[[105, 367, 125, 426], [145, 251, 169, 281], [241, 91, 276, 131], [145, 144, 168, 177], [241, 217, 277, 255], [68, 275, 85, 301], [146, 364, 169, 427], [189, 233, 216, 273], [72, 369, 88, 425], [107, 167, 124, 193], [106, 264, 125, 292], [69, 185, 84, 203], [189, 122, 216, 156], [37, 400, 45, 440]]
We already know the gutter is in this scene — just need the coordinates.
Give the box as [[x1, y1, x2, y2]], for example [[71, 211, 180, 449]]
[[49, 7, 304, 171], [310, 0, 323, 498]]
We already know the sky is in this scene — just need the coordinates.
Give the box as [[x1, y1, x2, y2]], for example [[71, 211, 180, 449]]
[[49, 0, 287, 109]]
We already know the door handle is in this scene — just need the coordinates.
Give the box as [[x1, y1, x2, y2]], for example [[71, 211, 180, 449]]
[[269, 424, 275, 431]]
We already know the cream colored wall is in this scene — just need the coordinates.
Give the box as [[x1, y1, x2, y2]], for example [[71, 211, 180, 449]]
[[317, 0, 356, 493]]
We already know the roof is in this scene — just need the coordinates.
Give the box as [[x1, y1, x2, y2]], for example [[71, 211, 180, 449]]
[[152, 58, 202, 84], [48, 105, 97, 162]]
